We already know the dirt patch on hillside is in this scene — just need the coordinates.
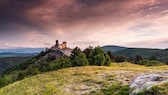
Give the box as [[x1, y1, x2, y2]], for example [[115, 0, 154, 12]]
[[64, 70, 141, 95]]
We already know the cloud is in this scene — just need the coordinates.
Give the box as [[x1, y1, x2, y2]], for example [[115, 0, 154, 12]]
[[125, 38, 168, 49], [1, 0, 167, 32], [0, 0, 168, 48]]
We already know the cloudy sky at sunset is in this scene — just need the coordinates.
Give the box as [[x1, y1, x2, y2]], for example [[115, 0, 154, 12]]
[[0, 0, 168, 49]]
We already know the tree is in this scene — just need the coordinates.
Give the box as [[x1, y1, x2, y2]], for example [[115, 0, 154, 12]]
[[134, 55, 143, 64], [89, 47, 111, 65], [149, 56, 157, 61], [104, 54, 111, 66], [17, 72, 26, 80], [70, 47, 81, 58], [70, 47, 89, 66], [94, 54, 106, 66], [57, 56, 72, 68], [115, 55, 128, 62], [83, 46, 93, 59], [26, 67, 40, 76], [0, 76, 12, 88], [107, 51, 115, 61], [73, 52, 89, 66]]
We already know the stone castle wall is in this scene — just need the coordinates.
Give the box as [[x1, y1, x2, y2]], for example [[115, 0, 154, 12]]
[[56, 40, 67, 49]]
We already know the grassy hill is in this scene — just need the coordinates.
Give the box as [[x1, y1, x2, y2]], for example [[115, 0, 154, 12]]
[[0, 63, 167, 95]]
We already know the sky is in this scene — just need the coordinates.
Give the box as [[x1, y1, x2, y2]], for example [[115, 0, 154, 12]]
[[0, 0, 168, 49]]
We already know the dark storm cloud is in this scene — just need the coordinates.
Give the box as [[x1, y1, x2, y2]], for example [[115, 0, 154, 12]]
[[1, 0, 168, 34], [76, 0, 112, 6], [0, 0, 168, 49], [0, 0, 128, 34], [137, 0, 168, 18], [0, 0, 46, 33], [56, 0, 134, 23]]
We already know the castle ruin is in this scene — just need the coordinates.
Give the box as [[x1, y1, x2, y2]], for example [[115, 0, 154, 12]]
[[55, 40, 67, 49]]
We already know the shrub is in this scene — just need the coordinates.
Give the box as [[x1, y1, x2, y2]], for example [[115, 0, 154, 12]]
[[70, 47, 89, 66], [17, 72, 26, 80], [94, 54, 106, 66], [89, 47, 111, 66], [115, 55, 128, 62], [0, 76, 12, 88]]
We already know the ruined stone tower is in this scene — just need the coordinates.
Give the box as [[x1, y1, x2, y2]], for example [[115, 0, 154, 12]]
[[55, 40, 67, 49], [61, 41, 67, 49], [55, 40, 59, 47]]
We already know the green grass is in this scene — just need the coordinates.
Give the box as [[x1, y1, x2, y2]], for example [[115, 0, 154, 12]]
[[0, 62, 167, 95], [91, 82, 131, 95], [137, 82, 168, 95]]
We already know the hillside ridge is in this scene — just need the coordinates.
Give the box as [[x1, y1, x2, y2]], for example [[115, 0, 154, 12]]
[[0, 63, 167, 95]]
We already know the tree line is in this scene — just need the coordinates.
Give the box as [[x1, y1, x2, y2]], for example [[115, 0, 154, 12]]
[[107, 51, 166, 66]]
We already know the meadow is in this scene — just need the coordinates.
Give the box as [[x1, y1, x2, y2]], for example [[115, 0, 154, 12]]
[[0, 62, 167, 95]]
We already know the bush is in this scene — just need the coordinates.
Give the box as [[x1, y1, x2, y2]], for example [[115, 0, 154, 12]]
[[83, 46, 93, 59], [94, 54, 106, 66], [115, 55, 128, 62], [17, 72, 26, 80], [0, 76, 12, 88], [70, 47, 89, 66], [107, 51, 115, 61], [72, 52, 89, 66], [89, 47, 111, 66], [50, 56, 72, 70]]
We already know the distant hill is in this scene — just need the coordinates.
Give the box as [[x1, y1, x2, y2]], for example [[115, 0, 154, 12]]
[[0, 52, 38, 58], [0, 56, 32, 74], [0, 48, 44, 58], [102, 45, 168, 63], [0, 48, 44, 54], [0, 48, 44, 74], [113, 48, 168, 63], [102, 45, 127, 52]]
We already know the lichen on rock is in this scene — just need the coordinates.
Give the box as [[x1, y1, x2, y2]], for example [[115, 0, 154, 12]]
[[129, 72, 168, 95]]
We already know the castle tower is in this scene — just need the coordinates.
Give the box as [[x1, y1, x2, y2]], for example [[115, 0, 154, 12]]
[[55, 40, 59, 47], [62, 41, 67, 49]]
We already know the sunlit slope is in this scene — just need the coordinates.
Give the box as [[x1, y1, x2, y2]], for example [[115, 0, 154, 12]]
[[0, 63, 167, 95]]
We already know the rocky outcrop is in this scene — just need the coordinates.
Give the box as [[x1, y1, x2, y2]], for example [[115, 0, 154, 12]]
[[129, 72, 168, 95], [35, 47, 72, 64]]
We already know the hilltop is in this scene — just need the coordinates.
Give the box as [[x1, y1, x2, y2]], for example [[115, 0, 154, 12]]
[[0, 63, 167, 95], [102, 45, 127, 52]]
